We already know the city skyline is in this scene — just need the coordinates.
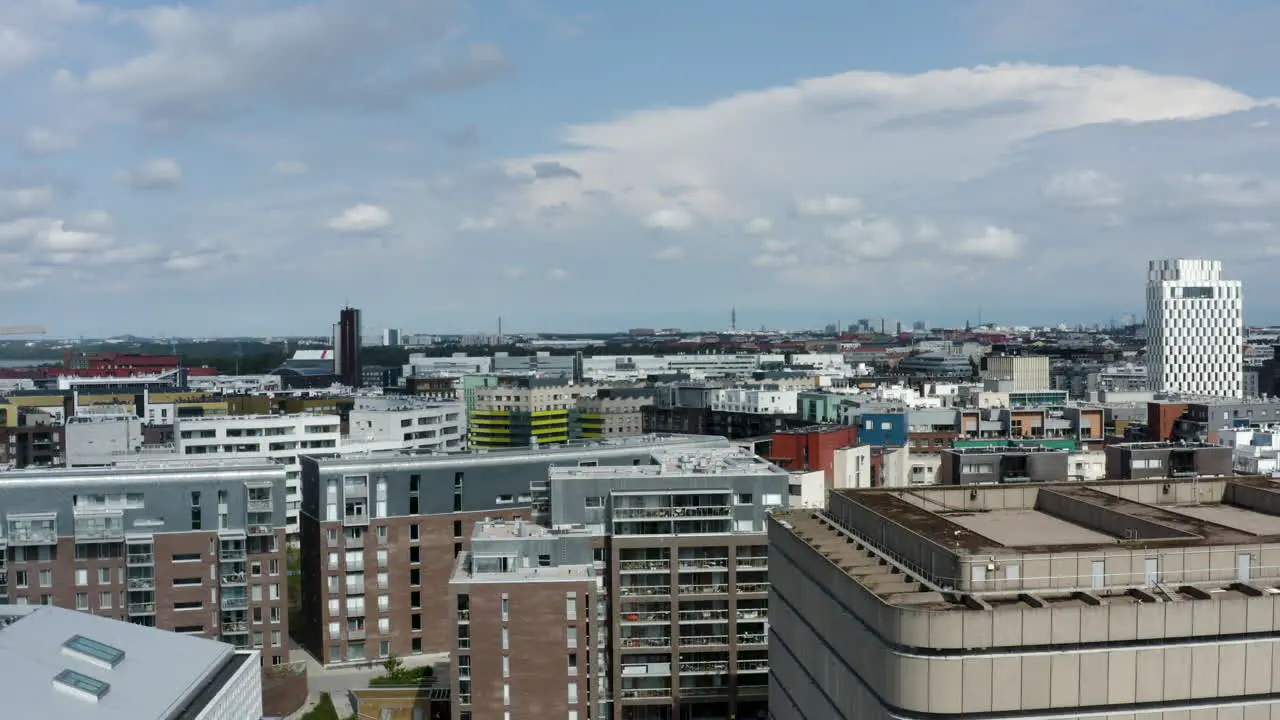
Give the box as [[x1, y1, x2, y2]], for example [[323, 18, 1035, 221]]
[[4, 2, 1280, 335]]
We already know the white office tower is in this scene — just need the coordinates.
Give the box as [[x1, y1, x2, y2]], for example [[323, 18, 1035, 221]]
[[1146, 258, 1244, 398]]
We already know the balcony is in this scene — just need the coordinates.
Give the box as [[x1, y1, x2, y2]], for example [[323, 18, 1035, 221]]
[[343, 513, 369, 527], [736, 557, 768, 569], [346, 561, 365, 573], [619, 636, 671, 649], [737, 609, 767, 621], [620, 611, 669, 623], [128, 577, 155, 591], [678, 558, 728, 571], [678, 635, 728, 647], [348, 628, 366, 641], [737, 633, 768, 646], [345, 535, 365, 549], [680, 687, 730, 697], [618, 688, 672, 700], [618, 560, 669, 573], [247, 498, 273, 513], [221, 597, 248, 610], [127, 602, 156, 615], [247, 525, 274, 537], [221, 573, 247, 586], [738, 660, 768, 673], [678, 584, 728, 595], [219, 548, 246, 561], [678, 610, 729, 622], [619, 585, 670, 598], [346, 583, 365, 596], [74, 511, 125, 544], [737, 583, 768, 594], [679, 661, 729, 674], [127, 553, 154, 566], [222, 621, 249, 634], [614, 505, 731, 521]]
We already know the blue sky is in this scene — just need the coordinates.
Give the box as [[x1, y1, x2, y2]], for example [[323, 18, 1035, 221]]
[[3, 0, 1280, 337]]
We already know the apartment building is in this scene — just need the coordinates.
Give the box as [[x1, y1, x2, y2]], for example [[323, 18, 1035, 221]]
[[296, 434, 728, 667], [576, 388, 654, 439], [177, 414, 341, 533], [346, 396, 465, 453], [542, 447, 789, 719], [1104, 440, 1234, 480], [0, 460, 290, 664], [1, 604, 263, 719], [770, 479, 1280, 719], [470, 377, 593, 449], [449, 520, 599, 720], [939, 445, 1070, 484]]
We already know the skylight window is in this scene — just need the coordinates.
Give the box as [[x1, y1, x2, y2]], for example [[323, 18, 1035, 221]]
[[62, 635, 126, 668], [53, 668, 111, 701]]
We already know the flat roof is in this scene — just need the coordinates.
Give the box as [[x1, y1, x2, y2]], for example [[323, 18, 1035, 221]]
[[0, 605, 244, 720], [0, 460, 284, 488], [1161, 503, 1280, 536], [449, 550, 597, 584], [550, 446, 785, 480], [944, 509, 1115, 547]]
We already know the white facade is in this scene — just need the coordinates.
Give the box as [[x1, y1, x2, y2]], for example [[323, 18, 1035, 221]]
[[580, 353, 762, 381], [404, 353, 493, 377], [1067, 449, 1107, 481], [382, 328, 401, 346], [788, 470, 827, 508], [1220, 426, 1280, 475], [186, 374, 282, 394], [1146, 258, 1244, 398], [345, 397, 466, 453], [176, 414, 342, 533], [832, 445, 874, 489], [191, 650, 263, 720], [706, 388, 798, 414]]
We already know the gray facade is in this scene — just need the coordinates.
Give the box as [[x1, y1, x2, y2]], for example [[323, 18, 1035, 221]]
[[492, 352, 577, 379], [1104, 441, 1235, 480], [770, 479, 1280, 719], [63, 414, 147, 468], [940, 446, 1070, 485]]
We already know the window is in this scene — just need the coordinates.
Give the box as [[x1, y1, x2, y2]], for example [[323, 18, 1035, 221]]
[[98, 568, 110, 585], [501, 626, 509, 650], [272, 631, 282, 647], [566, 592, 577, 620], [269, 559, 280, 575], [378, 617, 390, 634], [75, 592, 89, 610], [173, 553, 200, 563], [761, 493, 783, 507], [538, 554, 552, 566], [75, 568, 88, 586], [502, 655, 510, 678], [496, 494, 514, 505], [99, 591, 112, 609], [566, 626, 577, 649], [409, 524, 419, 541], [568, 681, 578, 704], [270, 607, 282, 623], [501, 594, 509, 620], [39, 569, 52, 587], [327, 528, 339, 547], [453, 520, 462, 537], [175, 601, 203, 611], [584, 496, 604, 509], [503, 683, 511, 706], [568, 652, 578, 676], [15, 570, 28, 589], [410, 546, 420, 564], [736, 493, 753, 505], [270, 584, 280, 601]]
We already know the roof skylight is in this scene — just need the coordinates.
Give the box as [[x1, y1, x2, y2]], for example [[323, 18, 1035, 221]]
[[53, 668, 111, 701], [62, 635, 126, 668]]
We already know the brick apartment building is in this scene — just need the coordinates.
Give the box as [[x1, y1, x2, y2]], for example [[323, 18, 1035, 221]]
[[0, 460, 290, 664], [449, 520, 599, 720], [296, 434, 728, 666]]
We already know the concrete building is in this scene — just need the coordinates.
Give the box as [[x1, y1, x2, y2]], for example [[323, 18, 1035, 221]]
[[0, 461, 290, 663], [540, 447, 788, 719], [576, 388, 655, 439], [345, 396, 465, 454], [1146, 258, 1244, 398], [706, 387, 799, 415], [177, 414, 341, 534], [382, 328, 401, 347], [295, 434, 728, 668], [449, 520, 599, 720], [492, 351, 578, 379], [64, 414, 147, 467], [470, 377, 591, 449], [1104, 440, 1234, 480], [940, 445, 1071, 484], [580, 354, 763, 382], [335, 306, 362, 388], [770, 478, 1280, 719], [981, 353, 1051, 392], [0, 604, 262, 719]]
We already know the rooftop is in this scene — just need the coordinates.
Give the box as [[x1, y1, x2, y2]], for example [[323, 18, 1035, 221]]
[[0, 605, 248, 720], [0, 460, 283, 488], [549, 446, 785, 480]]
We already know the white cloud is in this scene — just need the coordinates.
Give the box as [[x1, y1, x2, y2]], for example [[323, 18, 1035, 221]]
[[63, 1, 507, 126], [760, 238, 797, 253], [271, 160, 310, 176], [796, 195, 861, 218], [0, 186, 56, 218], [953, 225, 1023, 259], [824, 216, 905, 260], [743, 217, 773, 235], [752, 252, 800, 268], [653, 245, 684, 261], [22, 127, 78, 154], [328, 204, 392, 233], [457, 216, 500, 233], [117, 158, 183, 189], [0, 0, 99, 72], [1044, 170, 1122, 208], [500, 266, 526, 280], [1211, 220, 1274, 236], [546, 267, 570, 282], [644, 207, 695, 231], [1177, 174, 1280, 207]]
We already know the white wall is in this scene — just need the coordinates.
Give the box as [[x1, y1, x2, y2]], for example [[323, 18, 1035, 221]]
[[1068, 450, 1107, 481], [832, 445, 873, 489], [191, 651, 262, 720], [788, 470, 827, 509]]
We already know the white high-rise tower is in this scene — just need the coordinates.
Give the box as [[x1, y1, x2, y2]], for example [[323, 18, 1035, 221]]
[[1146, 258, 1243, 398]]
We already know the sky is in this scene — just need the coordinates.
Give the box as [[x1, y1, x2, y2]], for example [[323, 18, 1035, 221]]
[[4, 0, 1280, 337]]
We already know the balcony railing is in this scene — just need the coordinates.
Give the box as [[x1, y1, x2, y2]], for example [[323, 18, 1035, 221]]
[[127, 577, 155, 590], [619, 688, 672, 699], [247, 499, 273, 513], [737, 633, 768, 646], [457, 609, 470, 621], [221, 597, 248, 610], [127, 553, 154, 566], [247, 524, 274, 537], [619, 585, 670, 598], [221, 573, 246, 586], [678, 635, 728, 647], [344, 513, 370, 527], [680, 687, 730, 697], [679, 610, 729, 622], [736, 557, 768, 568], [737, 583, 768, 594], [677, 558, 728, 570], [679, 661, 728, 674], [614, 506, 731, 520], [678, 584, 728, 595], [346, 561, 365, 572], [219, 549, 246, 561], [737, 609, 767, 621], [348, 628, 366, 641], [738, 660, 768, 672], [127, 602, 156, 615], [222, 621, 249, 634], [345, 536, 364, 549], [618, 560, 669, 573], [620, 611, 669, 623], [346, 584, 365, 595], [619, 637, 671, 649]]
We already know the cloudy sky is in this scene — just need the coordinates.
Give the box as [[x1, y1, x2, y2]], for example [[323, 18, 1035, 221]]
[[4, 0, 1280, 336]]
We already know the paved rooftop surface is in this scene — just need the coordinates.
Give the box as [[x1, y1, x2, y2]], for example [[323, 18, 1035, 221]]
[[944, 509, 1115, 547]]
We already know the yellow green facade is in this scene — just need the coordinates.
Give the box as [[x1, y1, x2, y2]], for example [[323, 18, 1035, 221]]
[[469, 408, 571, 448]]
